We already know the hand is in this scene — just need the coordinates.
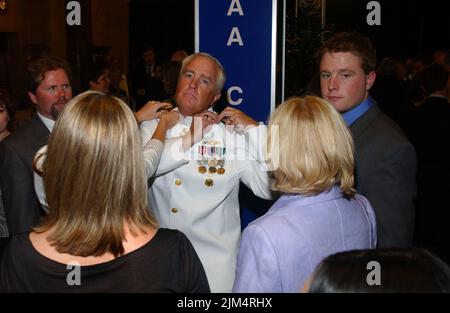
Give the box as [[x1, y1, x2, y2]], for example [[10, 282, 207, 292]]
[[135, 100, 172, 123], [192, 110, 217, 139], [151, 111, 180, 143], [159, 110, 180, 129], [216, 107, 258, 133], [182, 111, 218, 149]]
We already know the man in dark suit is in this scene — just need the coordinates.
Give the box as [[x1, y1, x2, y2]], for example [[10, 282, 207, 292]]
[[317, 32, 417, 247], [130, 46, 164, 110], [0, 56, 73, 235], [408, 64, 450, 263]]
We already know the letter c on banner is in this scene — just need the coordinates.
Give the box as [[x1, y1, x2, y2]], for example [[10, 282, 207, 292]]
[[227, 86, 243, 105]]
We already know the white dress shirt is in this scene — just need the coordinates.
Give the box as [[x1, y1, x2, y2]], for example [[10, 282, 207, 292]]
[[37, 112, 55, 132]]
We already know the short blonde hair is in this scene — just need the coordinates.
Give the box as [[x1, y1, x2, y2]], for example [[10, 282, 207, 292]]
[[35, 91, 157, 257], [268, 96, 355, 197]]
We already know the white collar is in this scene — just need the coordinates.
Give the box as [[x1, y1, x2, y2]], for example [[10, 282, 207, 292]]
[[37, 111, 55, 132], [180, 107, 215, 127]]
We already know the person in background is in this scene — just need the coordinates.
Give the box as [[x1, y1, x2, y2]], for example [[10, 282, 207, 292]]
[[84, 66, 111, 94], [0, 91, 209, 292], [371, 57, 407, 123], [33, 94, 180, 211], [232, 96, 377, 293], [432, 49, 450, 99], [0, 89, 14, 240], [407, 64, 450, 264], [0, 89, 12, 141], [0, 56, 73, 236], [306, 247, 450, 293], [107, 57, 130, 105], [171, 50, 189, 63], [131, 46, 165, 110], [160, 60, 182, 107], [317, 31, 417, 248], [433, 49, 450, 71]]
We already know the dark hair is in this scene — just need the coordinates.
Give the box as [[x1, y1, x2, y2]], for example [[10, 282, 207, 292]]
[[418, 64, 449, 96], [0, 88, 15, 129], [161, 61, 181, 97], [0, 88, 13, 113], [378, 57, 397, 76], [142, 45, 154, 54], [83, 66, 108, 90], [316, 32, 376, 74], [27, 56, 72, 93], [434, 49, 450, 66], [308, 248, 450, 293]]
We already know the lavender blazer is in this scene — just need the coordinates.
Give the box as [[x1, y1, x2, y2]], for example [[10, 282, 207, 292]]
[[232, 186, 377, 293]]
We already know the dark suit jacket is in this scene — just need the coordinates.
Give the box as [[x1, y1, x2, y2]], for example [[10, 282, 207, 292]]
[[350, 104, 417, 247], [407, 96, 450, 254], [0, 115, 49, 235], [408, 96, 450, 170], [130, 62, 165, 110]]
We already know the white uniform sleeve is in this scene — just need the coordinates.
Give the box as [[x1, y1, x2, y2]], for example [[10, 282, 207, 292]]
[[239, 124, 273, 200], [143, 139, 163, 178], [33, 146, 49, 213], [140, 119, 188, 177], [154, 137, 189, 176]]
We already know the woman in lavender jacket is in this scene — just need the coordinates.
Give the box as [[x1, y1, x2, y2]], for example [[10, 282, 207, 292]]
[[233, 96, 377, 293]]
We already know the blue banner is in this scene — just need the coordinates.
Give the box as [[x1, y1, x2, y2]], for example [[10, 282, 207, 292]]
[[196, 0, 277, 228], [196, 0, 276, 123]]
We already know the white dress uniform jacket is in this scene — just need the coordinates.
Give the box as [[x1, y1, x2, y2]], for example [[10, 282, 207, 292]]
[[140, 111, 272, 292]]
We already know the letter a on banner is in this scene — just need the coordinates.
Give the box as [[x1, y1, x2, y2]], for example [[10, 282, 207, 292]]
[[227, 27, 244, 46], [227, 0, 244, 16]]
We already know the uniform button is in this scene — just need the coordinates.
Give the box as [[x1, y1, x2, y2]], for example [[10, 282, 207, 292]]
[[174, 179, 182, 186], [171, 208, 178, 213]]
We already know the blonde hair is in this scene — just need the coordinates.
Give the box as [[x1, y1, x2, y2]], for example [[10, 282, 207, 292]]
[[268, 96, 355, 197], [35, 91, 157, 257]]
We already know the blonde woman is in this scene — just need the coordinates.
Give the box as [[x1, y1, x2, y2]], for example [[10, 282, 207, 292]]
[[0, 92, 209, 292], [233, 96, 377, 293], [33, 93, 177, 211]]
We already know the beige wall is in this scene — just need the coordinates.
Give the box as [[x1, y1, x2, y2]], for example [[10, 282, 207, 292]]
[[0, 0, 130, 65], [0, 0, 66, 53], [0, 0, 22, 32], [20, 0, 66, 57], [0, 0, 25, 98], [0, 0, 130, 99], [49, 0, 67, 58], [0, 0, 67, 98]]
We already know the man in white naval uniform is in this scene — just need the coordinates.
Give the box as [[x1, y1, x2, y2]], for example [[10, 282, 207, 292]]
[[140, 53, 272, 292]]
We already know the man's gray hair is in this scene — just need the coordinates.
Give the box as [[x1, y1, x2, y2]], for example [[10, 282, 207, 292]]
[[180, 52, 226, 93]]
